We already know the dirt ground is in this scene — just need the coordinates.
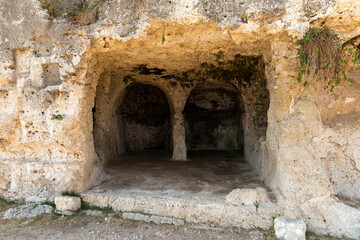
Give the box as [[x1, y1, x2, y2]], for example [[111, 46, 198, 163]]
[[93, 151, 266, 196], [0, 201, 345, 240]]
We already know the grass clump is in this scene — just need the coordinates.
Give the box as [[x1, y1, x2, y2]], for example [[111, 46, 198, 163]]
[[51, 114, 63, 120], [81, 202, 114, 215], [34, 215, 42, 221], [40, 200, 56, 208], [0, 197, 16, 210], [61, 191, 81, 198]]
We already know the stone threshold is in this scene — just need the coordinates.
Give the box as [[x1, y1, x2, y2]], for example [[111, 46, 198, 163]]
[[81, 188, 278, 229]]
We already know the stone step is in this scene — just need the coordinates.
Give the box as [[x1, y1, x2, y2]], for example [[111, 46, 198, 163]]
[[81, 189, 278, 229]]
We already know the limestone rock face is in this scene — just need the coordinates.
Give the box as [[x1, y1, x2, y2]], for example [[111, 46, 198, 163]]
[[0, 0, 360, 238], [54, 196, 81, 212], [226, 187, 271, 205], [274, 217, 306, 240], [301, 196, 360, 239]]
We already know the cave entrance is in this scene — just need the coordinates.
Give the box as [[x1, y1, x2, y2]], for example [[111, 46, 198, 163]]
[[117, 83, 171, 153], [89, 54, 273, 226], [183, 83, 243, 156]]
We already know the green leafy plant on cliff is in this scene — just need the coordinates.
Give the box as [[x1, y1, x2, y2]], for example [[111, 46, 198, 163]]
[[64, 0, 105, 25], [51, 114, 63, 120], [161, 22, 166, 45], [40, 0, 105, 25], [41, 0, 59, 18], [296, 28, 360, 98]]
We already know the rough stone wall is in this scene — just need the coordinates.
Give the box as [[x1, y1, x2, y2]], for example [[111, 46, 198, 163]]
[[119, 83, 171, 152], [184, 83, 242, 151], [0, 0, 360, 237]]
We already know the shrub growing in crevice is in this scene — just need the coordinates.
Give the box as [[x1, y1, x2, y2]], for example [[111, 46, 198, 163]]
[[296, 28, 360, 98]]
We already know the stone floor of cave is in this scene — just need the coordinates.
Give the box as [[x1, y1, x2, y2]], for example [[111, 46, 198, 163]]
[[88, 150, 269, 200]]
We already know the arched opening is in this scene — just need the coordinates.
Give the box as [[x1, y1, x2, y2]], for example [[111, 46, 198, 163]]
[[118, 83, 171, 153], [184, 83, 243, 152]]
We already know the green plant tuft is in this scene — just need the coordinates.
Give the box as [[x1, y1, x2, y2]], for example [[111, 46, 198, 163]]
[[81, 202, 114, 214], [61, 191, 81, 198], [41, 200, 56, 208], [0, 197, 16, 210], [51, 114, 63, 120], [161, 33, 166, 45]]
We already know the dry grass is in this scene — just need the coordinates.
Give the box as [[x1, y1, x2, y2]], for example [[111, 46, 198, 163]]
[[297, 28, 344, 85]]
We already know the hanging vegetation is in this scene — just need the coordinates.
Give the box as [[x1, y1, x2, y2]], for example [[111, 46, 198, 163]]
[[296, 28, 360, 98]]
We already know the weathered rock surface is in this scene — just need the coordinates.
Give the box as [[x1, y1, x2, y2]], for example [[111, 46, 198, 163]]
[[3, 204, 53, 219], [54, 196, 81, 212], [0, 0, 360, 238], [122, 212, 185, 226], [82, 189, 278, 229], [226, 187, 271, 205], [274, 217, 306, 240], [301, 196, 360, 239]]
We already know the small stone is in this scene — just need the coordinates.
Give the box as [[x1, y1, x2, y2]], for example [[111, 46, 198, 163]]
[[133, 213, 149, 222], [148, 215, 176, 225], [160, 216, 172, 224], [274, 217, 306, 240], [122, 212, 135, 220], [172, 219, 185, 226], [3, 204, 53, 219], [122, 212, 151, 222], [54, 210, 75, 216], [54, 196, 81, 212], [149, 215, 162, 224]]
